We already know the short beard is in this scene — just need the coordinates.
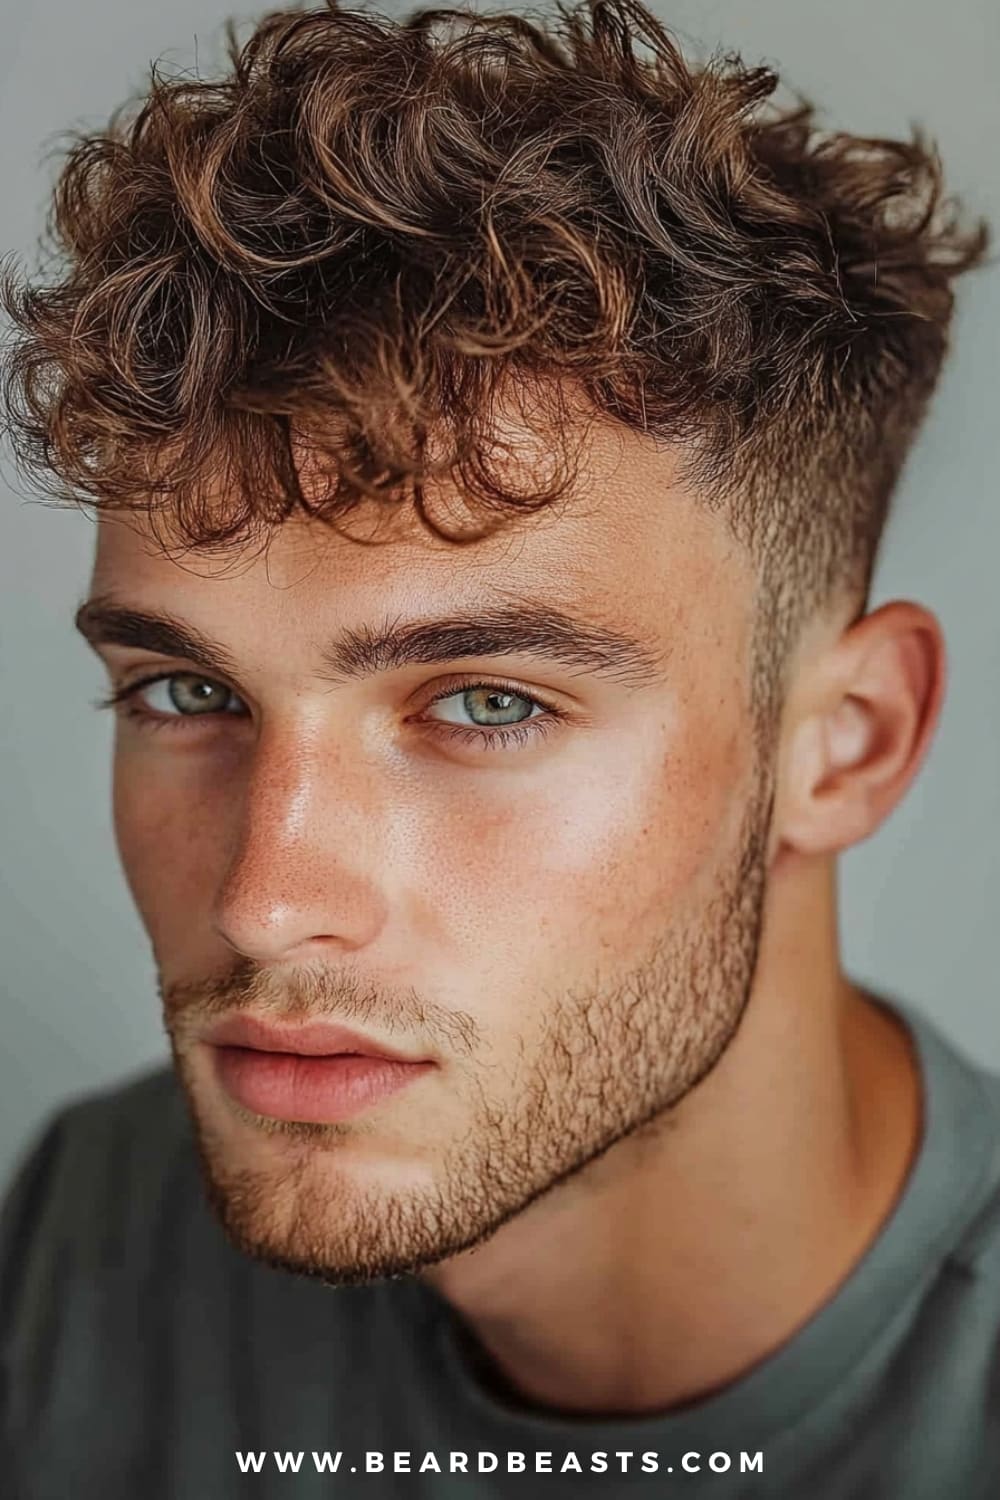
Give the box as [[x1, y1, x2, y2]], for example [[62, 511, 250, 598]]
[[170, 754, 775, 1289]]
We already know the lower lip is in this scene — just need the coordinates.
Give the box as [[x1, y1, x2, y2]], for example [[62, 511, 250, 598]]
[[211, 1046, 435, 1124]]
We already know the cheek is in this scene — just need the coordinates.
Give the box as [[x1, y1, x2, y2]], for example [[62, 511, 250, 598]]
[[111, 748, 227, 935], [400, 712, 748, 968]]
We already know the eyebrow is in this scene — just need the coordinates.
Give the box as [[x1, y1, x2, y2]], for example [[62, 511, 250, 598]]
[[73, 595, 668, 690]]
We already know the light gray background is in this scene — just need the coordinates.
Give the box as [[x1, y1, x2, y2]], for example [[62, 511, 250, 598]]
[[2, 0, 998, 1188]]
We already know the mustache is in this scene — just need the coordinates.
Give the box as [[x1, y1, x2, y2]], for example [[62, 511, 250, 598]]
[[158, 955, 479, 1058]]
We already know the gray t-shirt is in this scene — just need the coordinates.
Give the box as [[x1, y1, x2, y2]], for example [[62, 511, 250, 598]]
[[2, 994, 1000, 1499]]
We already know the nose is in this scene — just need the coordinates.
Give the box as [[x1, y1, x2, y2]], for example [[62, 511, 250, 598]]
[[211, 722, 388, 964]]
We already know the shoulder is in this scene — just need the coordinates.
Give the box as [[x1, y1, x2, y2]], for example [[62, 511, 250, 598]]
[[943, 1056, 1000, 1279], [3, 1060, 190, 1195], [0, 1063, 195, 1303], [0, 1064, 238, 1463], [903, 1003, 1000, 1287], [0, 1067, 434, 1482]]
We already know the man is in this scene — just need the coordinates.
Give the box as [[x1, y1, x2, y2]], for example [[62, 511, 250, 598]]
[[1, 0, 996, 1494]]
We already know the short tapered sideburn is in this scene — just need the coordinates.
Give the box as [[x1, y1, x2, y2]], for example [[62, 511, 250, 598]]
[[1, 0, 989, 717]]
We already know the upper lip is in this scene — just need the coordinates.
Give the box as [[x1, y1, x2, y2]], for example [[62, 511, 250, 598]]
[[204, 1014, 430, 1064]]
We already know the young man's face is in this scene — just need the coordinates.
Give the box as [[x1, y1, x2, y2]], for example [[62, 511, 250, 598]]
[[82, 416, 776, 1284]]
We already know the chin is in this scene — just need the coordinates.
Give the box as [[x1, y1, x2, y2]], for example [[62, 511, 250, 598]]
[[196, 1143, 482, 1288]]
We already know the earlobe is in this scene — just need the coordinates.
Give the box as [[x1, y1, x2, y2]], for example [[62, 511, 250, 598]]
[[770, 602, 946, 859]]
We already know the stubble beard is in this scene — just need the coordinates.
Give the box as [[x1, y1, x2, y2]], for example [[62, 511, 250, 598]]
[[166, 758, 775, 1289]]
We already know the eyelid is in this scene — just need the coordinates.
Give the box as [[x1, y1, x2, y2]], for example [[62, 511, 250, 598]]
[[420, 674, 560, 715], [109, 662, 220, 689]]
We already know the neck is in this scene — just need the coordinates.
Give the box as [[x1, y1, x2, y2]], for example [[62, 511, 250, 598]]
[[418, 851, 922, 1418]]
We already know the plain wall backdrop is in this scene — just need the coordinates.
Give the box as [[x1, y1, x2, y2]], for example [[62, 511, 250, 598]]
[[1, 0, 998, 1188]]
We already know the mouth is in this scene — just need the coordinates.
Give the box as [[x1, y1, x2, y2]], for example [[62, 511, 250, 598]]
[[203, 1014, 437, 1124]]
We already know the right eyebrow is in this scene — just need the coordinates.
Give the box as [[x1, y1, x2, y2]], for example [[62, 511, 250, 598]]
[[74, 600, 241, 681]]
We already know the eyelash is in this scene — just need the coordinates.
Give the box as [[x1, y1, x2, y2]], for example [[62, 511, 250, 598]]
[[94, 672, 565, 753]]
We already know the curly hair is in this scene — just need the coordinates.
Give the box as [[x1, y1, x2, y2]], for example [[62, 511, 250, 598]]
[[1, 0, 990, 691]]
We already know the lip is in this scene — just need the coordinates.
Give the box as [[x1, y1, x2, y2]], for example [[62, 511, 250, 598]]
[[204, 1014, 429, 1064], [204, 1013, 437, 1124]]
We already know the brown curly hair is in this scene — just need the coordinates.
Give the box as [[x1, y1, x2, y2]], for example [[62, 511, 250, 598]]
[[1, 0, 990, 694]]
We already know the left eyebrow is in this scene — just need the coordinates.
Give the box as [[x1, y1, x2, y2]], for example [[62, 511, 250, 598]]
[[73, 596, 669, 690]]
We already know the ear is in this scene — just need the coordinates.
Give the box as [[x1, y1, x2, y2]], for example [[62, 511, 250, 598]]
[[771, 601, 946, 858]]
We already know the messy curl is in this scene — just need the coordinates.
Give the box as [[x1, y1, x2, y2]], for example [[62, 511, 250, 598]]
[[1, 0, 990, 658]]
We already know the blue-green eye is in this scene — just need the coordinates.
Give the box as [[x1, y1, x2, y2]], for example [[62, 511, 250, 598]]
[[426, 685, 540, 729], [418, 679, 563, 752], [144, 675, 245, 716], [97, 672, 247, 724]]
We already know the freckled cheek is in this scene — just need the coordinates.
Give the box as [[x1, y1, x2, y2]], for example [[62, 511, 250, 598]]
[[406, 740, 738, 950], [111, 752, 233, 936]]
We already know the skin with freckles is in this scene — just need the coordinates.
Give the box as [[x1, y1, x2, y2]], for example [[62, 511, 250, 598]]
[[78, 406, 941, 1419]]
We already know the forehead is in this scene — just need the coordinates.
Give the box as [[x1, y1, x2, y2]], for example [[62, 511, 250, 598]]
[[89, 418, 752, 654]]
